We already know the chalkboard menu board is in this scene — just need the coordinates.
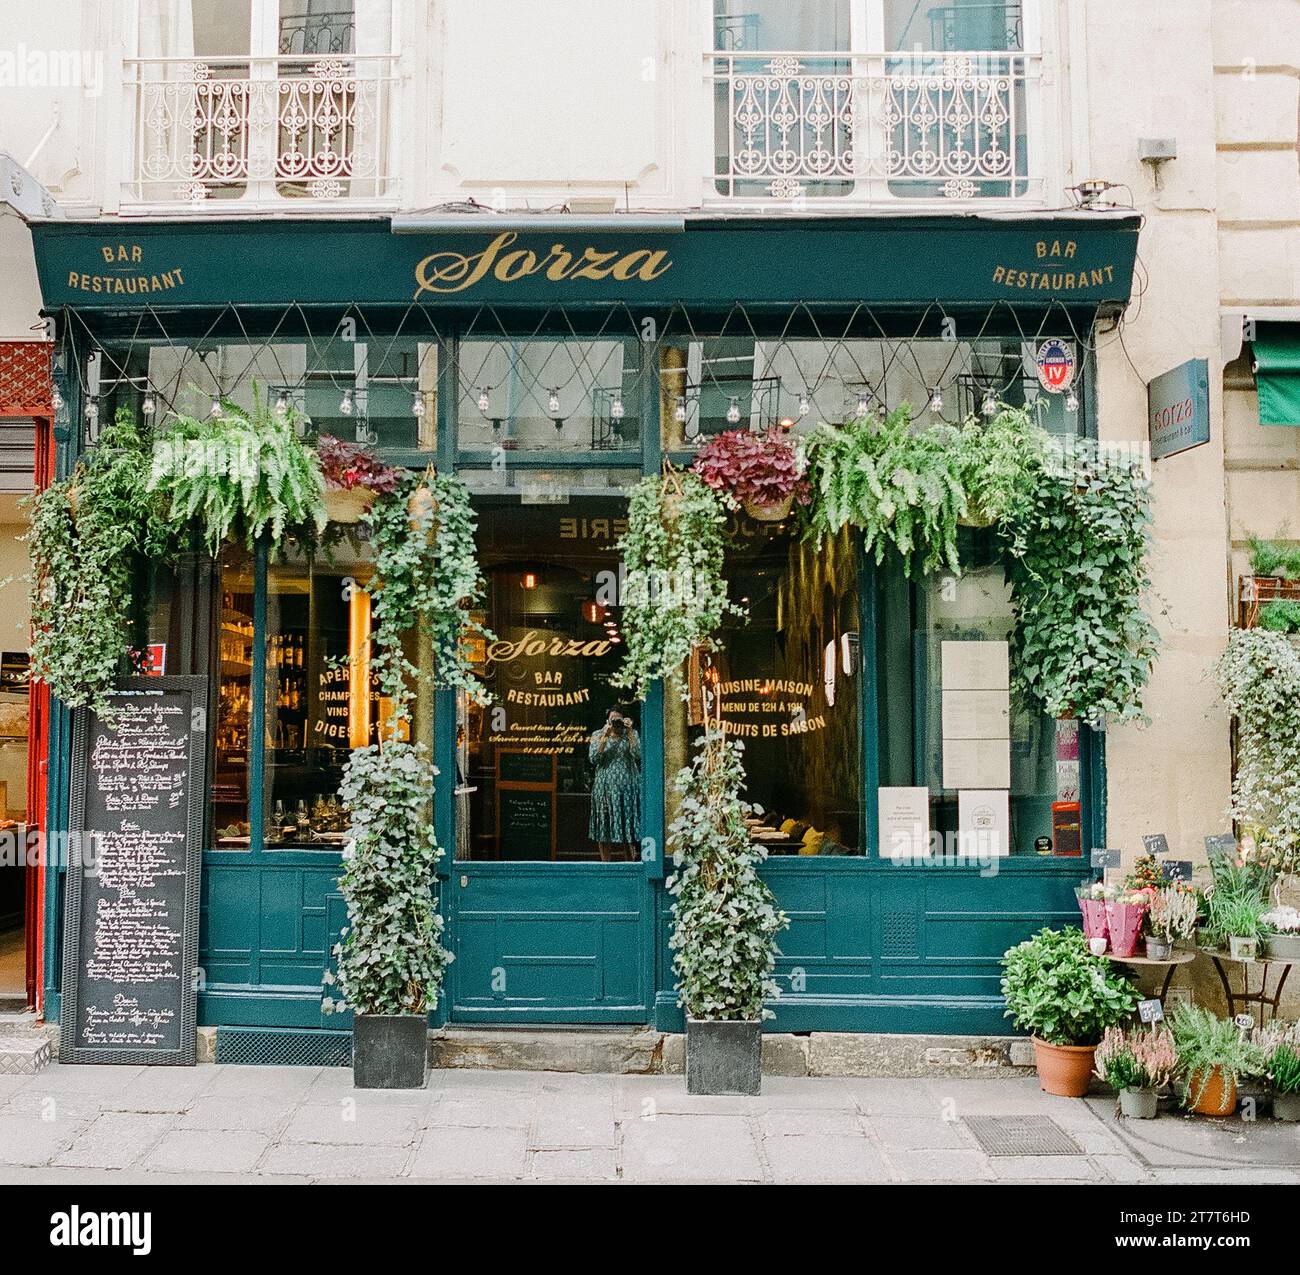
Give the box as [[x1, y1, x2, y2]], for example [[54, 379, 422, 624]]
[[498, 787, 554, 858], [60, 677, 208, 1066]]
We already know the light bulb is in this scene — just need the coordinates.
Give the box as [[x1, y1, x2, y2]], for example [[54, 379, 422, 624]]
[[548, 389, 561, 415], [412, 392, 425, 417], [981, 388, 997, 417], [339, 390, 354, 416], [477, 388, 490, 414], [726, 397, 741, 425], [610, 396, 625, 421], [84, 400, 98, 423], [274, 392, 289, 418], [798, 393, 810, 417], [856, 393, 869, 417], [142, 393, 156, 417], [209, 396, 222, 418], [929, 388, 943, 412], [674, 396, 687, 424], [1065, 390, 1079, 413]]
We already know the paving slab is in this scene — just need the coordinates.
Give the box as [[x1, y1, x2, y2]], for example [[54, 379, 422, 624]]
[[260, 1140, 412, 1180], [620, 1112, 764, 1183], [409, 1124, 528, 1179], [51, 1111, 174, 1170], [281, 1099, 423, 1146], [0, 1112, 87, 1166], [146, 1128, 271, 1175], [530, 1146, 619, 1181], [765, 1132, 886, 1183]]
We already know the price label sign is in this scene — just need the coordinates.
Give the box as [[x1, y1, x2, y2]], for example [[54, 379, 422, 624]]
[[1161, 860, 1193, 883], [1091, 848, 1121, 870], [1142, 833, 1170, 857], [1138, 999, 1165, 1024], [1205, 833, 1237, 858]]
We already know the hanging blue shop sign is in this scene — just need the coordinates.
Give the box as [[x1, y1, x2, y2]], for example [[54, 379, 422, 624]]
[[1148, 358, 1210, 460]]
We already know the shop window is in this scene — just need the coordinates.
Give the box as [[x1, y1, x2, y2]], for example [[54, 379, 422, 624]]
[[669, 520, 863, 857], [876, 532, 1080, 858], [461, 491, 639, 861], [458, 340, 644, 454], [212, 544, 255, 847]]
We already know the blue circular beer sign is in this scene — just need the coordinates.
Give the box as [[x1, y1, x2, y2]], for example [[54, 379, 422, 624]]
[[1035, 338, 1075, 393]]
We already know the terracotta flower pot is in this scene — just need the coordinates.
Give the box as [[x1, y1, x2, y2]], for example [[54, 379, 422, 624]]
[[742, 492, 794, 523], [1078, 897, 1109, 941], [1187, 1067, 1237, 1117], [1032, 1037, 1096, 1097], [1105, 901, 1146, 958]]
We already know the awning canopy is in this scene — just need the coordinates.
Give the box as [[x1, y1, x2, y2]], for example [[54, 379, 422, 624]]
[[1254, 324, 1300, 426]]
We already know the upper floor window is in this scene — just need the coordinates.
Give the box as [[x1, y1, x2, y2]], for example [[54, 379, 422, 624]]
[[711, 0, 1038, 202], [129, 0, 395, 206]]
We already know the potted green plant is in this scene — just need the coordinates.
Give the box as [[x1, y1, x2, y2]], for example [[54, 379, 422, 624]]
[[951, 404, 1049, 531], [1001, 927, 1140, 1097], [315, 433, 403, 524], [1254, 1022, 1300, 1121], [322, 741, 451, 1088], [1093, 1024, 1177, 1119], [691, 427, 810, 522], [667, 730, 789, 1095], [146, 386, 326, 554], [1262, 906, 1300, 960], [1169, 1003, 1262, 1117], [1145, 885, 1198, 959], [1215, 894, 1265, 961]]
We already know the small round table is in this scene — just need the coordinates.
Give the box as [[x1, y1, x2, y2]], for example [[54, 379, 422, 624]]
[[1202, 948, 1295, 1027], [1103, 949, 1197, 1000]]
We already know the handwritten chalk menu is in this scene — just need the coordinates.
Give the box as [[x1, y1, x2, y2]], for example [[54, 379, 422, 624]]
[[61, 677, 207, 1066]]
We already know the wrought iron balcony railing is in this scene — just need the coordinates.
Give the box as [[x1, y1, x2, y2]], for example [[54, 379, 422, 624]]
[[710, 49, 1042, 202], [124, 55, 397, 207]]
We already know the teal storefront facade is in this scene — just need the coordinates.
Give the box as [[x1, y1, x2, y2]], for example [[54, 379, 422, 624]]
[[31, 211, 1138, 1043]]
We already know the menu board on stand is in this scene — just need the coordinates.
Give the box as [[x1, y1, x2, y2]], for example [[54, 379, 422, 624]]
[[60, 677, 208, 1066]]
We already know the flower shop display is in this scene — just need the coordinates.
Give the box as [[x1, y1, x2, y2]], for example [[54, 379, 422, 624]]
[[1254, 1022, 1300, 1121], [315, 433, 403, 524], [614, 467, 742, 701], [1169, 1003, 1262, 1117], [146, 387, 326, 554], [1145, 885, 1198, 959], [27, 409, 175, 719], [691, 427, 810, 521], [1075, 882, 1110, 948], [1001, 926, 1140, 1097], [1093, 1024, 1177, 1119], [1004, 439, 1158, 725], [1213, 629, 1300, 879], [1104, 892, 1150, 959], [667, 730, 789, 1095], [1261, 905, 1300, 960]]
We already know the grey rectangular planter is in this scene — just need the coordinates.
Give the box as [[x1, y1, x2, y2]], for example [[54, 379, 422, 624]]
[[686, 1018, 761, 1095], [352, 1013, 429, 1089]]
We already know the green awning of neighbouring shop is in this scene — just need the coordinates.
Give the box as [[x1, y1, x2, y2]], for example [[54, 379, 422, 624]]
[[1254, 327, 1300, 426]]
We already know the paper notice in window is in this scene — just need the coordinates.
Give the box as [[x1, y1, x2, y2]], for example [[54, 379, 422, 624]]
[[940, 640, 1010, 690], [941, 689, 1010, 740], [943, 738, 1011, 789], [878, 786, 930, 863], [958, 789, 1011, 859]]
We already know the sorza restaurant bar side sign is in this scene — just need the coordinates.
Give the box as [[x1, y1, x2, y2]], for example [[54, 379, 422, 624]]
[[32, 216, 1141, 310]]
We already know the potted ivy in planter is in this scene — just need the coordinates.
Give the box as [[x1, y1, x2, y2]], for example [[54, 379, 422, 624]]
[[667, 729, 789, 1095], [1001, 926, 1140, 1097], [323, 741, 451, 1088], [692, 427, 810, 522], [315, 434, 403, 524], [1094, 1024, 1177, 1119], [1170, 1003, 1261, 1117]]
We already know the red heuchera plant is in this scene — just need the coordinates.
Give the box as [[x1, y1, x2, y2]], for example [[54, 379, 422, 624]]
[[315, 435, 403, 494], [691, 429, 809, 508]]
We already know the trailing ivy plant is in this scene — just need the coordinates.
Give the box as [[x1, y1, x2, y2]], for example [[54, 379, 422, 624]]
[[322, 740, 452, 1016], [667, 731, 789, 1021], [364, 466, 492, 717], [614, 467, 742, 700], [1003, 439, 1159, 724], [147, 386, 325, 554], [803, 405, 966, 577], [27, 409, 174, 718], [1213, 628, 1300, 878]]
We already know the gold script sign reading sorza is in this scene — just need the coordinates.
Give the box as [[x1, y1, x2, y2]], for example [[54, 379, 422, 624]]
[[413, 231, 673, 299]]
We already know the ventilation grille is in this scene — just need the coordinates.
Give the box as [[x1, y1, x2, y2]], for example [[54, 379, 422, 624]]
[[963, 1115, 1082, 1156], [881, 910, 918, 957], [215, 1027, 352, 1068]]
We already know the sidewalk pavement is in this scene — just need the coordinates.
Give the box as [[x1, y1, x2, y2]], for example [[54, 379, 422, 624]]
[[2, 1064, 1298, 1184]]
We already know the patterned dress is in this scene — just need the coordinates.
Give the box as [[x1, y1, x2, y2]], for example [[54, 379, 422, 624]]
[[588, 728, 641, 845]]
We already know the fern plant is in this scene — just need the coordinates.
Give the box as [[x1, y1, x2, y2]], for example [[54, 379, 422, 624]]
[[147, 386, 325, 554], [27, 410, 174, 719], [803, 406, 966, 577]]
